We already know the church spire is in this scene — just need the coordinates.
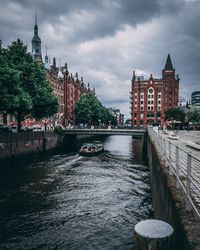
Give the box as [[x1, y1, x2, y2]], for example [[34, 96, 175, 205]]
[[32, 9, 42, 63], [162, 54, 175, 79], [45, 45, 48, 63], [35, 8, 37, 26], [44, 45, 50, 69], [131, 70, 136, 81], [164, 54, 174, 70]]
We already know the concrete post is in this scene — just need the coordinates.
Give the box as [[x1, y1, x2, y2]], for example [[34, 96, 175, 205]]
[[43, 137, 47, 151], [186, 153, 192, 210], [134, 219, 174, 250], [175, 146, 180, 188], [167, 142, 173, 175]]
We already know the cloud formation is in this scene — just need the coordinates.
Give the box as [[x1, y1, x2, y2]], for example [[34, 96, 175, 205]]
[[1, 0, 200, 117]]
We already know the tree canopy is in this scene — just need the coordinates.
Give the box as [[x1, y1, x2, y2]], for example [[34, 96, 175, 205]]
[[0, 39, 59, 128], [185, 107, 200, 124], [164, 108, 185, 122], [75, 93, 117, 126]]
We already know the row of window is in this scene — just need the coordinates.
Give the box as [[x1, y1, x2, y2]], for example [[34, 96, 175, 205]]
[[134, 103, 161, 110], [133, 113, 161, 118], [135, 100, 161, 105], [135, 94, 161, 100], [133, 119, 158, 125]]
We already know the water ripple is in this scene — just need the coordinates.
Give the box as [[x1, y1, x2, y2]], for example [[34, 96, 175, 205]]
[[0, 135, 153, 249]]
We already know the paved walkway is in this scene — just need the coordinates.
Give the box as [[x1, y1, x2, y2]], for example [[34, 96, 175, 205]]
[[151, 128, 200, 216], [158, 130, 200, 160]]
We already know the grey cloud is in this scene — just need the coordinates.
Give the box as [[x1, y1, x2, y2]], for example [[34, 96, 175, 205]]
[[1, 0, 200, 116], [2, 0, 183, 43]]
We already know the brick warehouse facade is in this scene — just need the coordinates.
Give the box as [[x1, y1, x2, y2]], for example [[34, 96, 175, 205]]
[[1, 12, 95, 127], [31, 12, 94, 127], [130, 54, 179, 128]]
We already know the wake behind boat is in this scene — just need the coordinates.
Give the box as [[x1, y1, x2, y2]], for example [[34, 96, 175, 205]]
[[79, 141, 104, 156]]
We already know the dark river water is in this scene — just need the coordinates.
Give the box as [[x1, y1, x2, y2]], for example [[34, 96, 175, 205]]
[[0, 135, 153, 250]]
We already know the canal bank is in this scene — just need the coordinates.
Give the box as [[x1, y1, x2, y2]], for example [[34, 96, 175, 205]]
[[147, 133, 200, 249], [0, 131, 106, 164], [0, 131, 60, 161]]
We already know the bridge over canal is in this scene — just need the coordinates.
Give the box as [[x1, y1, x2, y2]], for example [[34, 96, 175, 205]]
[[61, 128, 147, 137]]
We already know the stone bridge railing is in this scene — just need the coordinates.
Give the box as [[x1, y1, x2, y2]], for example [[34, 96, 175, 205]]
[[61, 128, 147, 137]]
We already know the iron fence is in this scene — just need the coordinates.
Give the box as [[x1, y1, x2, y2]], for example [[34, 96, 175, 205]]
[[148, 127, 200, 217]]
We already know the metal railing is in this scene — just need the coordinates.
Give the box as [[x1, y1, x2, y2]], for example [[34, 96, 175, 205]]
[[62, 128, 146, 136], [148, 127, 200, 217]]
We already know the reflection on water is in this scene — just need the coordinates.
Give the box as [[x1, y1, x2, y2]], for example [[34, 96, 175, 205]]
[[0, 136, 153, 250]]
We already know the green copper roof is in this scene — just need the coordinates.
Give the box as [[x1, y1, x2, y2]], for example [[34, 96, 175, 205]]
[[164, 54, 174, 70]]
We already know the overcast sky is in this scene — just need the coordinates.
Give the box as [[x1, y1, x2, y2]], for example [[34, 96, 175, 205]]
[[1, 0, 200, 117]]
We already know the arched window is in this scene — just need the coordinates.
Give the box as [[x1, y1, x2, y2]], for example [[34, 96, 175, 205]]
[[147, 88, 154, 110]]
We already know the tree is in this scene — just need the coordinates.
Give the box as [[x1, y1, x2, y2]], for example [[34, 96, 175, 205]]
[[0, 39, 59, 129], [75, 93, 117, 126], [185, 107, 200, 124], [164, 108, 185, 122]]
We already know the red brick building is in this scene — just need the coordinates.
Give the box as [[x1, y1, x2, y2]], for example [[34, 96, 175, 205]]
[[130, 54, 179, 128], [32, 14, 95, 127], [44, 56, 94, 126], [63, 70, 94, 126], [44, 56, 65, 125], [0, 13, 95, 127]]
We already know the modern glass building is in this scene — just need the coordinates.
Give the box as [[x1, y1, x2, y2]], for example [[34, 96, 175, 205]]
[[191, 91, 200, 106]]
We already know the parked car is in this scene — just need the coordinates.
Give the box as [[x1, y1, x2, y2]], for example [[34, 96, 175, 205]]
[[9, 125, 17, 133], [0, 124, 10, 133], [29, 125, 44, 131]]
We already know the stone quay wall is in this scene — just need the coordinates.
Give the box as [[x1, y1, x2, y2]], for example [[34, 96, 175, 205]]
[[147, 134, 200, 250], [0, 131, 60, 160]]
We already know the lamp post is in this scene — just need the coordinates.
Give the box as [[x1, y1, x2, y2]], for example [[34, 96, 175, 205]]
[[98, 119, 101, 129], [108, 120, 111, 130]]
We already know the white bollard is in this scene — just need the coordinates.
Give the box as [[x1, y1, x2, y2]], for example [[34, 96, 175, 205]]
[[134, 219, 174, 250]]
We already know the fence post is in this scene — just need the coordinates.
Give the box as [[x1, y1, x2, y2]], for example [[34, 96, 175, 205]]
[[134, 219, 174, 250], [161, 137, 165, 161], [175, 146, 180, 188], [163, 138, 166, 160], [168, 142, 172, 174], [186, 153, 192, 210]]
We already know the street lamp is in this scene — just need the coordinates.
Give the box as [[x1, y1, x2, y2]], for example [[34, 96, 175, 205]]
[[98, 119, 101, 129], [108, 120, 111, 130]]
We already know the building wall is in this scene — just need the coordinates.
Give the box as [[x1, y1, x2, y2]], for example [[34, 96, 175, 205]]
[[45, 65, 65, 125], [130, 56, 179, 128], [63, 71, 94, 126], [31, 14, 95, 127], [0, 131, 59, 160], [191, 91, 200, 106]]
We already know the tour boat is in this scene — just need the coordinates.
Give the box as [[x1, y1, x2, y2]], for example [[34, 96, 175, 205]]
[[79, 141, 104, 156]]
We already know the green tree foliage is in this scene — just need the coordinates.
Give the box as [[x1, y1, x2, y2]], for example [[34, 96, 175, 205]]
[[164, 108, 185, 122], [0, 39, 59, 129], [75, 93, 117, 126], [185, 107, 200, 124]]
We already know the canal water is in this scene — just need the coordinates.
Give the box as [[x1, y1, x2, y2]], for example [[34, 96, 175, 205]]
[[0, 135, 153, 250]]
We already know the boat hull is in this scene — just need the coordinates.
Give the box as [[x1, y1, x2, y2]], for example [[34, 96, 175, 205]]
[[79, 142, 104, 156], [79, 148, 104, 156]]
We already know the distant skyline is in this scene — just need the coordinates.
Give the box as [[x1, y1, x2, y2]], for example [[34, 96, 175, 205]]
[[1, 0, 200, 117]]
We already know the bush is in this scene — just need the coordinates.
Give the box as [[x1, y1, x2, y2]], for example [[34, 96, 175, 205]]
[[54, 125, 63, 133]]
